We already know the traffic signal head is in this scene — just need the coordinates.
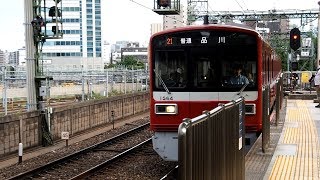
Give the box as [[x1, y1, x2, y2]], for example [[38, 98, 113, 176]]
[[49, 6, 62, 17], [52, 26, 57, 34], [291, 62, 298, 71], [290, 28, 301, 51], [157, 0, 170, 7]]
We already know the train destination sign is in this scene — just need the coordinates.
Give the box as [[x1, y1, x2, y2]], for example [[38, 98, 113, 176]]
[[153, 31, 255, 47], [166, 36, 226, 46]]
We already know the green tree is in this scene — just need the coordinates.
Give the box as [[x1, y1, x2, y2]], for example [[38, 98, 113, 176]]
[[104, 63, 115, 69], [119, 56, 145, 69], [269, 34, 290, 70]]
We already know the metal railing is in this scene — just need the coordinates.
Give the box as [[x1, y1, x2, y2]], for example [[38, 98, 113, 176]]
[[178, 98, 245, 180], [0, 69, 149, 115], [262, 85, 270, 152]]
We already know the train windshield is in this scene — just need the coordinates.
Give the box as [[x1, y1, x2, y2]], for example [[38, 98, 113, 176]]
[[152, 30, 258, 92]]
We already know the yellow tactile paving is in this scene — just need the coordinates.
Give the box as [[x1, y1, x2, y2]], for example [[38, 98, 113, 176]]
[[268, 100, 320, 179]]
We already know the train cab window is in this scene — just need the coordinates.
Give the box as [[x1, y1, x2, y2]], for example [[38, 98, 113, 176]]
[[152, 30, 258, 92], [154, 50, 187, 89], [221, 61, 257, 90], [194, 57, 219, 88]]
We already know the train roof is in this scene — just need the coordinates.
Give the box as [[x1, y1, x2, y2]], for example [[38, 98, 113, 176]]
[[150, 23, 262, 40]]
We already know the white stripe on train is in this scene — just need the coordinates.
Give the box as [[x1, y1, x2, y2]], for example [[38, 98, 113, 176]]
[[153, 91, 258, 101]]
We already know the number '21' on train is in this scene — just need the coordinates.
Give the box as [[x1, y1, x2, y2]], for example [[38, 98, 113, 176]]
[[149, 23, 282, 161]]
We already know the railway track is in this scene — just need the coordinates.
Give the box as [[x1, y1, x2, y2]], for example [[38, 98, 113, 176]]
[[72, 138, 153, 179], [8, 123, 151, 180], [160, 165, 179, 180], [75, 139, 179, 180]]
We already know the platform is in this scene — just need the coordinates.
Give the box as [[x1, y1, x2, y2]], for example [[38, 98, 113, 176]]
[[246, 98, 320, 179]]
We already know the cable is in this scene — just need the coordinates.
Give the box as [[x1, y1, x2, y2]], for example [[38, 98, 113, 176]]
[[233, 0, 245, 12], [240, 0, 248, 10], [129, 0, 152, 10]]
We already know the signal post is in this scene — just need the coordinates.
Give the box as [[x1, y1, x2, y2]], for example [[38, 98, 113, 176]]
[[24, 0, 63, 146]]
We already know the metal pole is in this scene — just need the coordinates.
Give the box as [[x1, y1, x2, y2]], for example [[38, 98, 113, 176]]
[[3, 67, 7, 115], [81, 70, 85, 101], [317, 1, 320, 68], [124, 70, 127, 94], [132, 68, 134, 93], [18, 104, 23, 163], [106, 70, 109, 97], [45, 75, 51, 132], [25, 0, 37, 111], [287, 53, 291, 72], [89, 81, 92, 98]]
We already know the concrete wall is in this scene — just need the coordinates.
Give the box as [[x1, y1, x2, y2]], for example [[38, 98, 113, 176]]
[[0, 111, 40, 156], [0, 92, 149, 158]]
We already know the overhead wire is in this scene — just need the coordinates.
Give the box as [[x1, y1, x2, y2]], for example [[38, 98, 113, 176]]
[[207, 0, 215, 14], [240, 0, 248, 10], [233, 0, 245, 12], [298, 17, 318, 29]]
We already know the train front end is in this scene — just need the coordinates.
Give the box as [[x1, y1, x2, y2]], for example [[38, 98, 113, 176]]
[[149, 25, 264, 161]]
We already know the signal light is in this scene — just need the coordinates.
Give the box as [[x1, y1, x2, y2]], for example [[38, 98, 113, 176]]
[[49, 6, 62, 17], [290, 28, 301, 51], [291, 62, 298, 71], [52, 26, 57, 34], [157, 0, 171, 7]]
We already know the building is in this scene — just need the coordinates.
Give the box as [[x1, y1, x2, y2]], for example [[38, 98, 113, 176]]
[[8, 51, 19, 66], [41, 0, 103, 71], [151, 23, 163, 35], [0, 50, 6, 66], [121, 47, 148, 63], [243, 17, 290, 34], [163, 5, 186, 30], [102, 41, 111, 65], [110, 41, 140, 64], [18, 47, 26, 67]]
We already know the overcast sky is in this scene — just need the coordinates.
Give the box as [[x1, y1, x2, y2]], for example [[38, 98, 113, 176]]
[[0, 0, 318, 51]]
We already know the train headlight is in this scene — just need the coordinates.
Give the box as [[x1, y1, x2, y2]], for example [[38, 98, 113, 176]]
[[155, 104, 178, 114], [245, 104, 256, 115], [166, 105, 176, 113]]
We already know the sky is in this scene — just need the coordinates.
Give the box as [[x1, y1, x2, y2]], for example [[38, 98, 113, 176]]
[[0, 0, 318, 52]]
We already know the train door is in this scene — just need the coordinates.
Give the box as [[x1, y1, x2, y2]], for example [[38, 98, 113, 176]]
[[188, 50, 220, 118]]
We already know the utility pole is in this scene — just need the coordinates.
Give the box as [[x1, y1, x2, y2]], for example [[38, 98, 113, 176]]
[[24, 0, 37, 111]]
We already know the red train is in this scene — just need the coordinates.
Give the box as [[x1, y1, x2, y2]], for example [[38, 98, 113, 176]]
[[149, 24, 282, 161]]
